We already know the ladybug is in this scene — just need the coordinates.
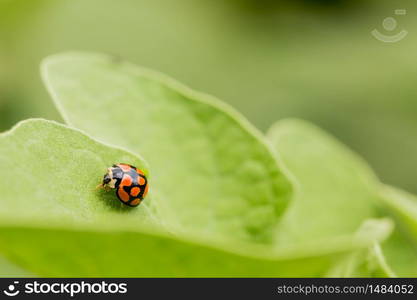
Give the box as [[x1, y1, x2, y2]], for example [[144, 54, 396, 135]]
[[99, 163, 149, 207]]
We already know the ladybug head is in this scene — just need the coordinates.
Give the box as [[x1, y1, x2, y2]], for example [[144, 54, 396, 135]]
[[103, 173, 111, 185], [101, 168, 117, 189]]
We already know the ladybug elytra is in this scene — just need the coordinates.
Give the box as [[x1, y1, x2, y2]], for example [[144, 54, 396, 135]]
[[99, 163, 149, 207]]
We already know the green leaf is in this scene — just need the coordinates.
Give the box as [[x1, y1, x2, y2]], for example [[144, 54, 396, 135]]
[[0, 119, 152, 224], [266, 119, 417, 276], [0, 221, 392, 277], [381, 186, 417, 238], [0, 256, 33, 277], [267, 119, 380, 245], [327, 244, 395, 277], [378, 186, 417, 276], [41, 52, 292, 244], [0, 119, 392, 276]]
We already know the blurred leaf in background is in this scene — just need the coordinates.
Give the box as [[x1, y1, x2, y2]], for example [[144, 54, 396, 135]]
[[0, 0, 416, 196]]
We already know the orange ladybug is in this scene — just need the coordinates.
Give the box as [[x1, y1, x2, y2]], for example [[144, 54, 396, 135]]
[[100, 163, 149, 207]]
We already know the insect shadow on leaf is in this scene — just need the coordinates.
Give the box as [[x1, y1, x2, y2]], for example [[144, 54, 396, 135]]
[[95, 187, 134, 213]]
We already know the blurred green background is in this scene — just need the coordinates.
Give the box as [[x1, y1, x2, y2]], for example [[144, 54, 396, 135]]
[[0, 0, 416, 194]]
